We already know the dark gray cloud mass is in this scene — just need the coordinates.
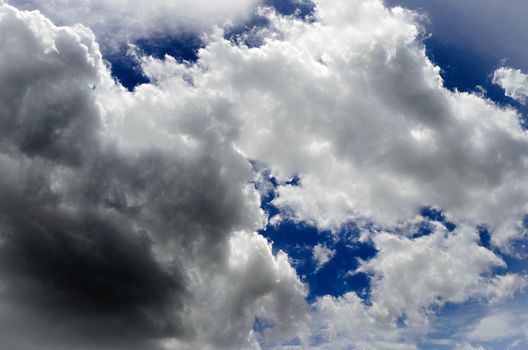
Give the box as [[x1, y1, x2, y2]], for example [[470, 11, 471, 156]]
[[0, 211, 185, 349], [0, 4, 307, 349], [0, 7, 185, 348]]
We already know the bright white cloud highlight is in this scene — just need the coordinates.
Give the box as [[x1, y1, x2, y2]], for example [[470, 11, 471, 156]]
[[312, 244, 335, 271], [359, 225, 525, 329], [304, 223, 525, 349], [137, 0, 528, 253], [493, 67, 528, 104]]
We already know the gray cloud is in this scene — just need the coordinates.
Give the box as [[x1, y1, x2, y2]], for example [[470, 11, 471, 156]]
[[7, 0, 262, 50], [0, 4, 307, 349]]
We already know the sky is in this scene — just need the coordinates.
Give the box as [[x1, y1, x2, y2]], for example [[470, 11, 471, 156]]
[[0, 0, 527, 349]]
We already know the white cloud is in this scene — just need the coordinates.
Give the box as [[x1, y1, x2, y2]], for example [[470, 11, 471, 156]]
[[455, 343, 487, 350], [266, 223, 526, 350], [464, 309, 528, 349], [7, 0, 262, 49], [303, 224, 525, 349], [312, 244, 335, 271], [137, 0, 528, 252], [311, 292, 417, 350], [468, 312, 521, 342], [359, 225, 525, 329], [163, 231, 308, 350], [493, 67, 528, 104]]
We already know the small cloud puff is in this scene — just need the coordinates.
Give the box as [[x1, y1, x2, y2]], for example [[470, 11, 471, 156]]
[[493, 67, 528, 105], [312, 244, 336, 271]]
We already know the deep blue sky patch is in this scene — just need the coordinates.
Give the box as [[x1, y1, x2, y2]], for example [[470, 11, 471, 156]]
[[262, 220, 377, 302], [106, 34, 202, 91]]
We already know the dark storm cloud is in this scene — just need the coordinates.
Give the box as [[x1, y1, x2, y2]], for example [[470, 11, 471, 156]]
[[0, 5, 310, 349], [0, 7, 186, 348], [0, 208, 186, 349], [0, 134, 265, 348], [0, 5, 283, 349]]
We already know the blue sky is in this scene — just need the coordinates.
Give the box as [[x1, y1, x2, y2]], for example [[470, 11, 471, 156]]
[[0, 0, 527, 349]]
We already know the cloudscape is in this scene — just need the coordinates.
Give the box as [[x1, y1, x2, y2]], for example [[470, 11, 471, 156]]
[[0, 0, 527, 349]]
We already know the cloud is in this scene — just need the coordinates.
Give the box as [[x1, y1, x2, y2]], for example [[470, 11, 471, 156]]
[[468, 312, 522, 342], [311, 292, 418, 350], [359, 225, 525, 330], [455, 343, 487, 350], [0, 4, 307, 349], [493, 67, 528, 104], [312, 244, 335, 271], [1, 0, 527, 349], [303, 223, 525, 349], [463, 310, 528, 350], [7, 0, 262, 49], [139, 0, 528, 252]]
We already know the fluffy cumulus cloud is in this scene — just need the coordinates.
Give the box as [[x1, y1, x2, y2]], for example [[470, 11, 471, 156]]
[[139, 0, 528, 250], [359, 225, 524, 330], [493, 67, 528, 105], [0, 0, 527, 349], [305, 223, 525, 350]]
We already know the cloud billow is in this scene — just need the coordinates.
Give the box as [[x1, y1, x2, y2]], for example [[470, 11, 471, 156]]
[[0, 4, 307, 349], [0, 1, 527, 349]]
